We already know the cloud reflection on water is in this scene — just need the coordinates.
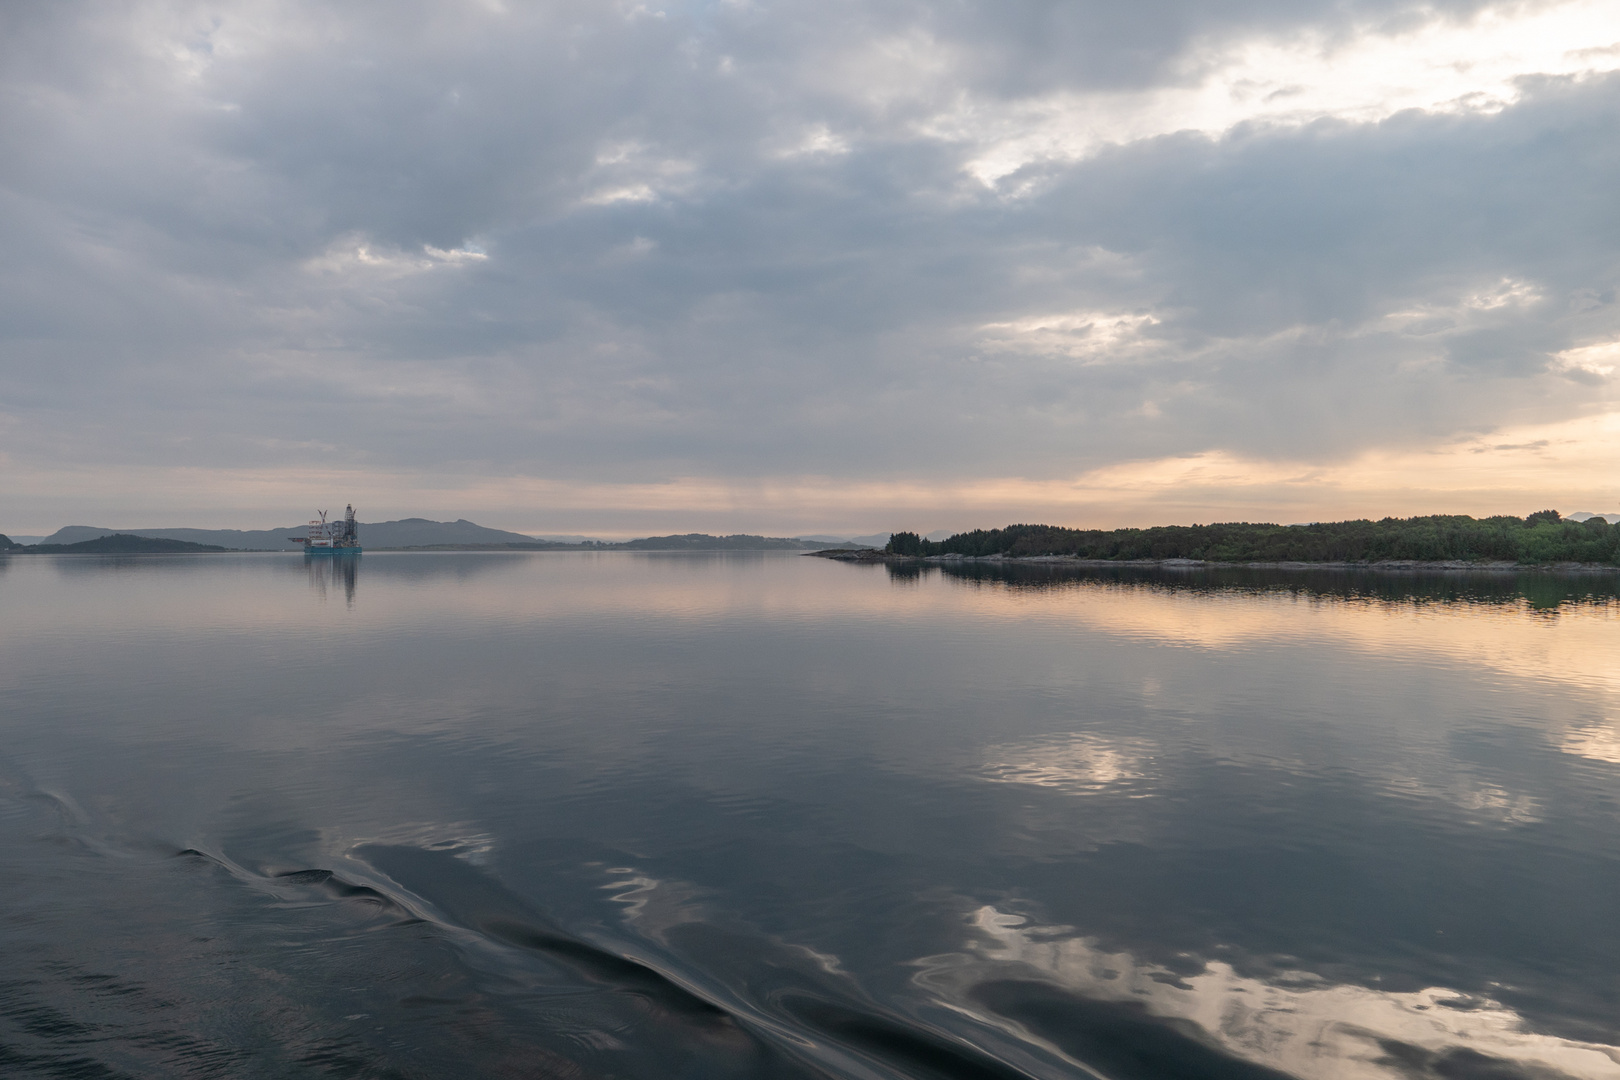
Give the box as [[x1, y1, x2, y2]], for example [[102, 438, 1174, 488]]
[[981, 733, 1156, 796], [1381, 776, 1545, 826], [919, 907, 1620, 1080], [1558, 725, 1620, 766]]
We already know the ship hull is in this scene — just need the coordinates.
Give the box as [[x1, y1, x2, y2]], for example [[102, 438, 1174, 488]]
[[303, 547, 362, 556]]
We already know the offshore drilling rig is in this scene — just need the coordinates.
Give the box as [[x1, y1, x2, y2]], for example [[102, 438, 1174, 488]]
[[290, 505, 362, 555]]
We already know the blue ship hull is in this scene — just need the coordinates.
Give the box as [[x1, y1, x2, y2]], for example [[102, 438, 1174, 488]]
[[304, 547, 362, 556]]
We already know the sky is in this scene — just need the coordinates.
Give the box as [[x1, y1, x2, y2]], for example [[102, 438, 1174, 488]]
[[2, 0, 1618, 537]]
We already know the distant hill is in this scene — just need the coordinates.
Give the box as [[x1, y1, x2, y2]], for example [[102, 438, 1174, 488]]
[[15, 534, 228, 554], [35, 518, 546, 551]]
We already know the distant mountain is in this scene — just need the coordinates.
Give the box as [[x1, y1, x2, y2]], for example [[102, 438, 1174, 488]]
[[34, 526, 124, 545], [338, 519, 547, 548], [795, 533, 889, 548], [1568, 512, 1620, 524], [35, 518, 545, 551]]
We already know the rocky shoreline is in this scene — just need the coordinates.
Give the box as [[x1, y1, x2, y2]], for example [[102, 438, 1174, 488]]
[[808, 550, 1620, 573]]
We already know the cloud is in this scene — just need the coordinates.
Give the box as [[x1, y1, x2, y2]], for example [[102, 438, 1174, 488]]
[[1, 0, 1618, 530], [942, 0, 1620, 183]]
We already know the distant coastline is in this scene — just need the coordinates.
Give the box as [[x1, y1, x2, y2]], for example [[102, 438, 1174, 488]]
[[0, 525, 861, 555], [815, 512, 1620, 570], [812, 550, 1620, 573], [12, 512, 1620, 567]]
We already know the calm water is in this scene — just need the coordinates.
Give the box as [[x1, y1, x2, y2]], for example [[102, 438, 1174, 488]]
[[3, 552, 1619, 1080]]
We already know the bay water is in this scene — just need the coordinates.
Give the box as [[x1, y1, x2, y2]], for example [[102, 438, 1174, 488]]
[[2, 551, 1618, 1079]]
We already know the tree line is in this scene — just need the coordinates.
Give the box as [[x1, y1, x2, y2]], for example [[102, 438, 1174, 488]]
[[884, 511, 1620, 565]]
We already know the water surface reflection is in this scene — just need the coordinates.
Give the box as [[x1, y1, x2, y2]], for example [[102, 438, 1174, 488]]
[[303, 553, 358, 606], [0, 552, 1616, 1078]]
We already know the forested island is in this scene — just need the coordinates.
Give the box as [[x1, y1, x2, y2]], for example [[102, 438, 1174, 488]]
[[873, 512, 1620, 566]]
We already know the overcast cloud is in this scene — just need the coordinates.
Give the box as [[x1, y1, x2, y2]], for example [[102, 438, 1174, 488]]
[[2, 0, 1618, 535]]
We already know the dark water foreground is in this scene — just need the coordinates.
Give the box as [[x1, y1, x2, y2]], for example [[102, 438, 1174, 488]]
[[2, 552, 1618, 1079]]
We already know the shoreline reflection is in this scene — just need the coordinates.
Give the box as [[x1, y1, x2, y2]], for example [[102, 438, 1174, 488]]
[[889, 560, 1620, 611]]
